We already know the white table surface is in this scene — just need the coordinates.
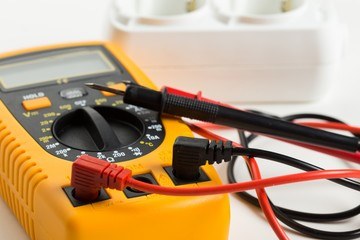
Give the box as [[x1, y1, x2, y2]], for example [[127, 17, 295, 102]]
[[0, 0, 359, 239]]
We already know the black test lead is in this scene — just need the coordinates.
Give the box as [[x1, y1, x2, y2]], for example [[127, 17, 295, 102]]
[[86, 83, 360, 153]]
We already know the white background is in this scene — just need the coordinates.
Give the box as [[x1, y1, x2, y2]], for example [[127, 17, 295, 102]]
[[0, 0, 359, 239]]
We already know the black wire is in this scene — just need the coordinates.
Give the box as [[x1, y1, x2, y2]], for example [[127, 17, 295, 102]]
[[232, 147, 360, 192], [227, 112, 360, 239], [236, 129, 360, 222]]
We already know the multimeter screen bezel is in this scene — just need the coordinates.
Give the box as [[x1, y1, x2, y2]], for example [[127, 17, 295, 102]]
[[0, 45, 124, 92]]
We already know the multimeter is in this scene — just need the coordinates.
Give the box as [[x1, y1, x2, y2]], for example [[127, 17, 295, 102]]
[[0, 42, 229, 240]]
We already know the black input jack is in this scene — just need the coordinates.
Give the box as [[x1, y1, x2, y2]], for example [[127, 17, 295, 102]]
[[164, 166, 210, 186], [126, 176, 154, 193], [123, 173, 158, 198]]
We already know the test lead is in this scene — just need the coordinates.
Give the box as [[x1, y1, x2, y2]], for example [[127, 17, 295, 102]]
[[85, 83, 360, 153]]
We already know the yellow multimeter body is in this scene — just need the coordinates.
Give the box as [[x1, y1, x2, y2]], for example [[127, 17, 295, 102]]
[[0, 42, 229, 240]]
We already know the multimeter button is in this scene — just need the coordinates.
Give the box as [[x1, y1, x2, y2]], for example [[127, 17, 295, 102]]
[[22, 97, 52, 111], [101, 83, 126, 97], [60, 87, 87, 99]]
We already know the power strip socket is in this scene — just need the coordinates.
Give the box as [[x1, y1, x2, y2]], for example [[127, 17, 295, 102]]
[[109, 0, 345, 102]]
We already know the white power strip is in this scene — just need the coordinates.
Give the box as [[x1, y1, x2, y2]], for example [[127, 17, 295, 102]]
[[109, 0, 345, 102]]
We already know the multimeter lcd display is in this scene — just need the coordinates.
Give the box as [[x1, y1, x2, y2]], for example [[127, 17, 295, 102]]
[[0, 50, 115, 90]]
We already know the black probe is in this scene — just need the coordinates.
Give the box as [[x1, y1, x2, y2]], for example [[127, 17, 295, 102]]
[[85, 83, 360, 153]]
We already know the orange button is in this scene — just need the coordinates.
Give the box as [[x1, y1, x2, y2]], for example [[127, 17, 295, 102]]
[[22, 97, 52, 111], [101, 83, 126, 97]]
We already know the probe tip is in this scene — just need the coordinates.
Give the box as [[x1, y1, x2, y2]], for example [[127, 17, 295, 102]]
[[85, 83, 125, 96]]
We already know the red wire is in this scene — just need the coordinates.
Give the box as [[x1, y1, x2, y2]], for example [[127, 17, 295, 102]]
[[277, 139, 360, 165], [194, 120, 360, 135], [246, 157, 290, 240], [298, 121, 360, 134], [126, 170, 360, 196], [196, 121, 360, 134], [192, 121, 360, 164]]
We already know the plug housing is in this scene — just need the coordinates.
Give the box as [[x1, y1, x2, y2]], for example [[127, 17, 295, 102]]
[[172, 136, 233, 180], [71, 155, 132, 202]]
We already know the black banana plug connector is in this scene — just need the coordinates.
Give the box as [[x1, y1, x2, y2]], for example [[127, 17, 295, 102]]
[[172, 137, 233, 180]]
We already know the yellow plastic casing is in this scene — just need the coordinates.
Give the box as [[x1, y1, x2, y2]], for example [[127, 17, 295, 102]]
[[0, 42, 230, 240]]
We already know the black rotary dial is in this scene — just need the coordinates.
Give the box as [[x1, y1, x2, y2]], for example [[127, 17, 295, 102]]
[[52, 106, 144, 151]]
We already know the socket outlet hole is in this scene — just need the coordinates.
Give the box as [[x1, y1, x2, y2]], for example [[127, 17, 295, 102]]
[[117, 0, 207, 17], [213, 0, 306, 15]]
